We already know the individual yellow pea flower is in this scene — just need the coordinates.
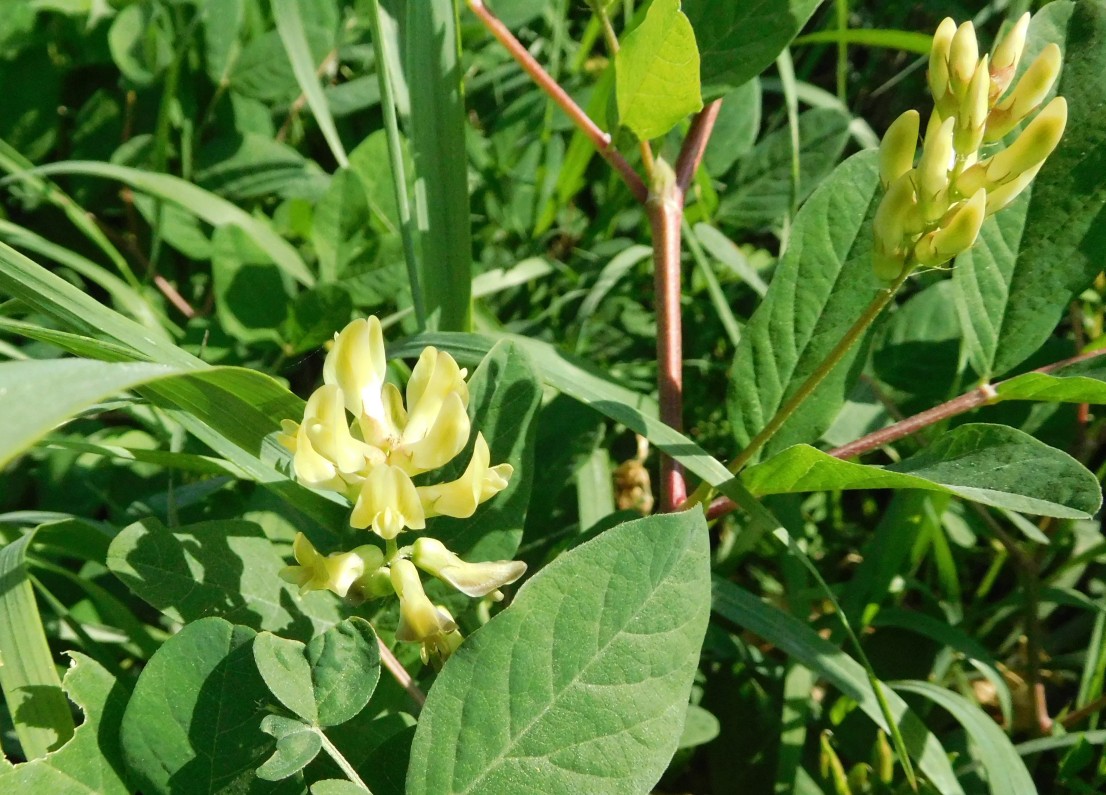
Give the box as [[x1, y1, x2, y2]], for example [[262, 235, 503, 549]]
[[416, 433, 513, 519], [392, 558, 463, 665], [411, 537, 526, 600], [916, 115, 955, 223], [990, 11, 1030, 97], [397, 347, 471, 473], [928, 18, 958, 116], [322, 316, 387, 420], [878, 110, 919, 189], [948, 21, 980, 95], [914, 189, 987, 266], [279, 532, 379, 598], [954, 55, 990, 156], [984, 96, 1067, 186], [872, 172, 919, 282], [350, 464, 426, 539], [302, 384, 379, 477], [277, 416, 347, 494], [984, 44, 1063, 143], [989, 12, 1030, 97]]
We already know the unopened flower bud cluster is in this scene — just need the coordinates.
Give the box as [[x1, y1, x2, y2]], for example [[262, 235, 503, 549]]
[[276, 317, 526, 664], [873, 14, 1067, 280]]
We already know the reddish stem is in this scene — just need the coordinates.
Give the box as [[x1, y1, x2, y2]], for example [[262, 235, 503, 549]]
[[648, 185, 686, 510], [675, 100, 722, 193], [705, 346, 1106, 520], [467, 0, 648, 204]]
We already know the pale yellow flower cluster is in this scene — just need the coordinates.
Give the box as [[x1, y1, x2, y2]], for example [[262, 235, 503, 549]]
[[873, 14, 1067, 280], [276, 317, 526, 665]]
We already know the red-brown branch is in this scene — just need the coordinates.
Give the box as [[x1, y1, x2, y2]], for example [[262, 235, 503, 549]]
[[468, 0, 648, 204], [705, 346, 1106, 520]]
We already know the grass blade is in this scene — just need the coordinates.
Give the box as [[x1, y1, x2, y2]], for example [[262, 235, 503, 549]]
[[0, 529, 75, 759], [272, 0, 349, 168], [403, 0, 472, 330]]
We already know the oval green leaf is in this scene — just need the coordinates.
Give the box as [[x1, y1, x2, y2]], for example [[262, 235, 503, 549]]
[[406, 510, 711, 795]]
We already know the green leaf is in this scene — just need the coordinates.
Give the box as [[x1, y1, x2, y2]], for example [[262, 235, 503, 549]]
[[29, 161, 316, 286], [615, 0, 703, 141], [702, 78, 762, 175], [404, 0, 472, 330], [312, 169, 373, 283], [211, 226, 290, 345], [255, 633, 319, 723], [717, 107, 851, 230], [727, 150, 882, 461], [954, 2, 1106, 376], [257, 716, 323, 781], [678, 704, 720, 749], [0, 529, 75, 759], [0, 654, 129, 794], [272, 0, 348, 168], [683, 0, 824, 100], [996, 353, 1106, 403], [742, 423, 1102, 519], [423, 341, 543, 560], [711, 579, 964, 794], [407, 510, 711, 795], [792, 28, 933, 55], [312, 780, 367, 795], [893, 681, 1033, 795], [0, 358, 180, 470], [120, 617, 284, 794], [305, 618, 380, 727], [107, 517, 341, 638]]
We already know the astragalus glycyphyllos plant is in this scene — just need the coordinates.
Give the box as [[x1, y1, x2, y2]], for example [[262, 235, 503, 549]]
[[2, 1, 1106, 794]]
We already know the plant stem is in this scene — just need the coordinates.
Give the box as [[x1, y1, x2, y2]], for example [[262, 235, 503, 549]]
[[704, 336, 1106, 521], [378, 637, 426, 708], [647, 175, 686, 510], [686, 268, 911, 512], [367, 0, 426, 330], [318, 728, 374, 792], [467, 0, 648, 203], [745, 271, 909, 469], [675, 100, 722, 193]]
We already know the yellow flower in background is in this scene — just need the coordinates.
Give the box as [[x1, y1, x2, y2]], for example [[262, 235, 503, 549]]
[[872, 12, 1067, 280]]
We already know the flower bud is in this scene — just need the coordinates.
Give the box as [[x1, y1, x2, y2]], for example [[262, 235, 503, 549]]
[[392, 559, 462, 665], [914, 189, 986, 266], [879, 110, 919, 188], [985, 96, 1067, 185], [917, 116, 955, 222], [872, 173, 918, 281], [323, 317, 387, 419], [350, 464, 426, 539], [928, 18, 957, 112], [990, 13, 1030, 96], [412, 537, 527, 599], [955, 56, 990, 156], [279, 533, 366, 598], [416, 433, 513, 519], [984, 162, 1041, 215], [985, 44, 1062, 143], [948, 21, 979, 95]]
